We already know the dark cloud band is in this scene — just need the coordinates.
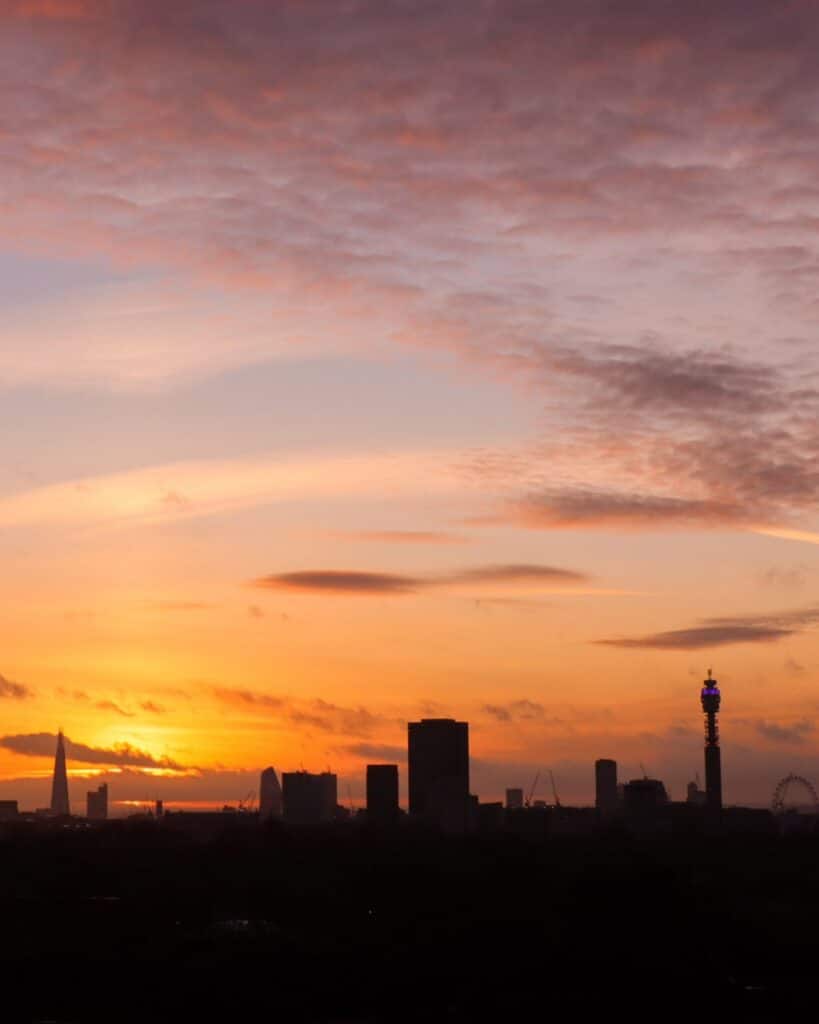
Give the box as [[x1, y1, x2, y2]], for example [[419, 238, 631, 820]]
[[253, 563, 589, 595]]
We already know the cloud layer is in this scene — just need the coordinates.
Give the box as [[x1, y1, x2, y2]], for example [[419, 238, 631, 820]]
[[253, 563, 589, 595], [1, 2, 819, 536], [598, 606, 819, 650], [0, 674, 32, 699], [211, 689, 389, 738], [0, 732, 187, 770]]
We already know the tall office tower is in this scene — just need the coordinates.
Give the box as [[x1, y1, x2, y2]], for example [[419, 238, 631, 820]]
[[259, 766, 283, 820], [366, 764, 399, 824], [408, 718, 469, 833], [505, 787, 524, 810], [700, 669, 722, 812], [86, 783, 108, 820], [282, 771, 337, 825], [595, 759, 618, 818], [50, 730, 70, 816]]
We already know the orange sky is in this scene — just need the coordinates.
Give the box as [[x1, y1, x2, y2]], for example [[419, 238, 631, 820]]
[[1, 1, 819, 810]]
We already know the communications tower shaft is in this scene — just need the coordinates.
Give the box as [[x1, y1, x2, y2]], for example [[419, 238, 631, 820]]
[[700, 670, 722, 812]]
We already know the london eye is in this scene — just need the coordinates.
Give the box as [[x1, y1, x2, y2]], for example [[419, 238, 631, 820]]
[[771, 774, 819, 814]]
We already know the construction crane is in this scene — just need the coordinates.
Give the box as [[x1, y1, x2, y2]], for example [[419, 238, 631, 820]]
[[525, 771, 540, 808], [237, 791, 256, 813], [549, 770, 561, 808]]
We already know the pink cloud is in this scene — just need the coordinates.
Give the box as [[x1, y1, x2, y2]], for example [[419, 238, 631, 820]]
[[0, 1, 818, 533]]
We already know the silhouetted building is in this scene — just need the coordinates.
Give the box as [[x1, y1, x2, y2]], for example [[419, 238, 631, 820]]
[[0, 800, 18, 821], [50, 730, 70, 816], [155, 799, 164, 818], [477, 801, 505, 831], [408, 718, 469, 833], [722, 806, 775, 834], [86, 783, 108, 820], [505, 787, 524, 810], [595, 759, 618, 817], [366, 764, 399, 825], [550, 806, 598, 837], [259, 766, 283, 820], [686, 780, 706, 806], [623, 778, 668, 814], [700, 670, 722, 812], [282, 771, 337, 825]]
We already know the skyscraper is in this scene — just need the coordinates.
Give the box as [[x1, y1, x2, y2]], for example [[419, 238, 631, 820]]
[[700, 669, 722, 812], [50, 730, 70, 816], [408, 718, 469, 833], [282, 771, 337, 824], [259, 766, 283, 820], [366, 764, 399, 825], [595, 759, 618, 818], [86, 783, 108, 820]]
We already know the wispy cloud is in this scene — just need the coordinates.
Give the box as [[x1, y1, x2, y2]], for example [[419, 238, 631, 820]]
[[0, 674, 32, 700], [759, 565, 809, 589], [598, 606, 819, 650], [1, 0, 819, 555], [483, 700, 545, 723], [212, 688, 391, 738], [505, 491, 745, 530], [341, 742, 406, 763], [0, 732, 188, 770], [95, 700, 134, 718], [254, 571, 417, 595], [0, 452, 460, 531], [253, 563, 589, 596], [211, 688, 285, 711], [756, 719, 815, 745]]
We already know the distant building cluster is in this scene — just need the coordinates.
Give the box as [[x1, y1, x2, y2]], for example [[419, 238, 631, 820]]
[[0, 672, 813, 836]]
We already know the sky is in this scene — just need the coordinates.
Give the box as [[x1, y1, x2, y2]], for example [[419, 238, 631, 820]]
[[2, 0, 819, 812]]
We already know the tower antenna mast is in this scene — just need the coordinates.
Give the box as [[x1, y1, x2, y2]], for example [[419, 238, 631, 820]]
[[700, 669, 723, 814]]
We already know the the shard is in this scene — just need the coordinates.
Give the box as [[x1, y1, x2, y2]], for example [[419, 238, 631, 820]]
[[50, 729, 70, 816]]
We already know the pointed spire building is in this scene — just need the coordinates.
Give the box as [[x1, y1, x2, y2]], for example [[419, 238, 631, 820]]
[[50, 730, 70, 816]]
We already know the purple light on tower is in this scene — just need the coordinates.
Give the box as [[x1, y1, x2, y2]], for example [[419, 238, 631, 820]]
[[700, 669, 722, 813]]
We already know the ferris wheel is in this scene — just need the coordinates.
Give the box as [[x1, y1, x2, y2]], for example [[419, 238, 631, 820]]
[[771, 774, 819, 814]]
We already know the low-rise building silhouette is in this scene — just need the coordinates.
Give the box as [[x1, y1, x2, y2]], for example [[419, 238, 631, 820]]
[[477, 801, 504, 831], [505, 787, 523, 810], [623, 778, 668, 814], [0, 800, 18, 821], [686, 780, 706, 806], [86, 783, 108, 820]]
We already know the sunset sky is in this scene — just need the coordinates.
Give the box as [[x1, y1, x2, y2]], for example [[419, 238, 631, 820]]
[[2, 0, 819, 811]]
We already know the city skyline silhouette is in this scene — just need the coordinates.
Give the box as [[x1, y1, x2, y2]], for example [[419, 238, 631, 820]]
[[15, 669, 814, 821], [2, 3, 819, 1017], [1, 4, 819, 820]]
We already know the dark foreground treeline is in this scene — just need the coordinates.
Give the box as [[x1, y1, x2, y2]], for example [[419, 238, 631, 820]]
[[0, 820, 817, 1021]]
